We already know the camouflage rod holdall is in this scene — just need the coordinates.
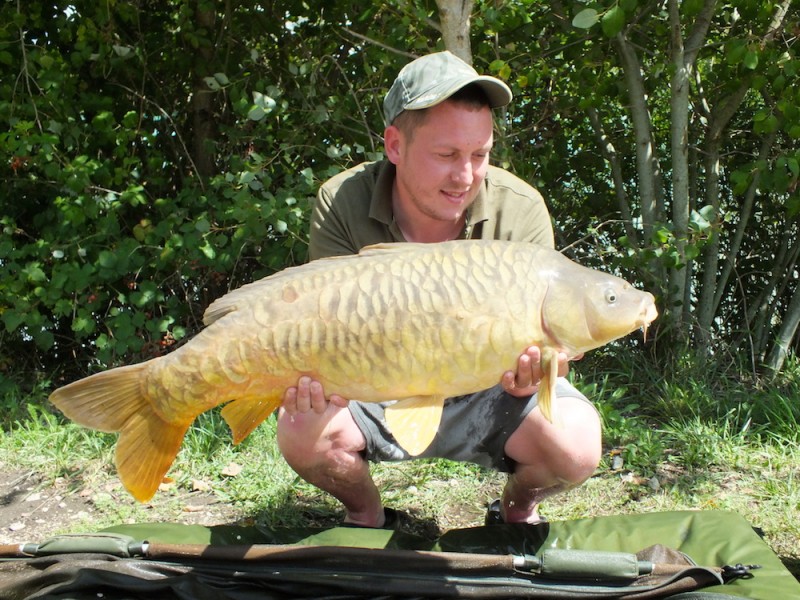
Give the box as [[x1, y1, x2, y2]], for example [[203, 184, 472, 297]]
[[0, 532, 755, 599]]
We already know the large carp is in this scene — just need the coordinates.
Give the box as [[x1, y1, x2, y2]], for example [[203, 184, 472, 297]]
[[50, 240, 657, 502]]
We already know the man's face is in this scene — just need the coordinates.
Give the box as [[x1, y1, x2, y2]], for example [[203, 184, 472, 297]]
[[386, 100, 494, 225]]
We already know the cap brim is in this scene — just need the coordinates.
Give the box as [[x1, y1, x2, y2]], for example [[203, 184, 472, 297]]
[[403, 76, 512, 113]]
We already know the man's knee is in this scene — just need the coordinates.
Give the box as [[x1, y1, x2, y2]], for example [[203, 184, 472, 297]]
[[506, 394, 602, 486], [276, 406, 366, 471], [552, 396, 602, 483]]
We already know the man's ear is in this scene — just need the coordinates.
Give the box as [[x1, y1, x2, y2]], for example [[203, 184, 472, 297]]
[[384, 125, 403, 164]]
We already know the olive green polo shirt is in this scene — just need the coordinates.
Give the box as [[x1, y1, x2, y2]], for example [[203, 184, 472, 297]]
[[309, 160, 554, 261]]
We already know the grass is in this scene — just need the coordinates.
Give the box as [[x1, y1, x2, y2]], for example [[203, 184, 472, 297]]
[[1, 350, 798, 579]]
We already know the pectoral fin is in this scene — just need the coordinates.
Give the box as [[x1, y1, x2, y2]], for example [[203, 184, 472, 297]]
[[538, 348, 559, 424], [221, 394, 283, 445], [384, 395, 445, 456]]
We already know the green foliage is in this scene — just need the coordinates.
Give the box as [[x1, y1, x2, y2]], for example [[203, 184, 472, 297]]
[[0, 373, 53, 425], [484, 0, 800, 361], [2, 0, 800, 386], [0, 0, 385, 380]]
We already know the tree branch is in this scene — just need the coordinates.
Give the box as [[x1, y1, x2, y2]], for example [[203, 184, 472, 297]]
[[613, 32, 662, 241], [587, 107, 638, 246], [340, 28, 418, 59]]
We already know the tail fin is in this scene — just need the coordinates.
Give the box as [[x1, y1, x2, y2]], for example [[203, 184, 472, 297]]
[[116, 411, 191, 502], [49, 362, 155, 432], [49, 362, 191, 502]]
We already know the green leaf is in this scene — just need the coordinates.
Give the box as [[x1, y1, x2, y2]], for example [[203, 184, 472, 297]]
[[98, 250, 117, 269], [112, 45, 133, 58], [252, 91, 276, 111], [498, 63, 511, 80], [200, 239, 216, 259], [489, 59, 506, 73], [572, 8, 599, 29], [248, 105, 266, 121], [204, 76, 221, 91], [23, 263, 47, 283], [195, 217, 211, 233], [122, 110, 139, 128], [726, 41, 747, 65], [32, 329, 54, 350], [697, 205, 717, 223], [786, 157, 800, 178], [690, 206, 714, 231], [743, 49, 759, 70], [72, 314, 95, 335], [601, 6, 625, 37], [95, 333, 110, 350], [2, 310, 25, 333]]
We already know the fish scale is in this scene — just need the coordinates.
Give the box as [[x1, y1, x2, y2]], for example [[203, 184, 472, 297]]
[[49, 240, 657, 502]]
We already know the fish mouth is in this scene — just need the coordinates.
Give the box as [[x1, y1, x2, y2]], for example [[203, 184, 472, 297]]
[[638, 298, 659, 341]]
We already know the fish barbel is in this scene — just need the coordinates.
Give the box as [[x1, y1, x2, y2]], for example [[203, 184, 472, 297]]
[[50, 240, 657, 501]]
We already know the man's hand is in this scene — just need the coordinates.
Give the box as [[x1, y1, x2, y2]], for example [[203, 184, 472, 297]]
[[282, 376, 349, 415], [501, 346, 577, 398]]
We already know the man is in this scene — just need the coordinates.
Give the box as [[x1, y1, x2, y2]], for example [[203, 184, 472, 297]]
[[276, 51, 601, 528]]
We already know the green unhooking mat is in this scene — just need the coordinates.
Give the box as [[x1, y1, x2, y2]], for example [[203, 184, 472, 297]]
[[0, 510, 797, 599]]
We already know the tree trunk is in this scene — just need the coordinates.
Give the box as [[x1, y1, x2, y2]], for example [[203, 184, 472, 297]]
[[667, 0, 691, 326], [717, 130, 777, 325], [587, 107, 638, 246], [765, 274, 800, 372], [614, 33, 661, 244], [434, 0, 474, 63], [698, 0, 793, 342], [192, 3, 218, 178], [696, 83, 750, 339], [666, 0, 716, 330], [749, 228, 800, 364]]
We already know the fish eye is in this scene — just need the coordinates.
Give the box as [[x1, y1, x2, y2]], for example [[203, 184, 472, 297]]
[[605, 289, 618, 304]]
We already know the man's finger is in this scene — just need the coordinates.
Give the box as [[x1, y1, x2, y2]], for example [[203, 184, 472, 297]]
[[310, 380, 327, 413]]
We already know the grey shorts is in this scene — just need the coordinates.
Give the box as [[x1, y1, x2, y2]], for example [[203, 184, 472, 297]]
[[348, 378, 589, 473]]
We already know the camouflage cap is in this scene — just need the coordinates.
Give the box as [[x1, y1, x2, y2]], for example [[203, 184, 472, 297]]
[[383, 51, 513, 126]]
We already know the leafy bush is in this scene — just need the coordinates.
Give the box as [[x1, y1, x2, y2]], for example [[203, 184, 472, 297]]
[[0, 1, 383, 383]]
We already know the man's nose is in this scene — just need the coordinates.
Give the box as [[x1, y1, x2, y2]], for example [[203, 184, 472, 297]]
[[451, 158, 473, 186]]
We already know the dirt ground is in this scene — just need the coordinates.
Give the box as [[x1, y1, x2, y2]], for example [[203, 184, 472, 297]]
[[0, 465, 449, 545], [0, 468, 243, 546]]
